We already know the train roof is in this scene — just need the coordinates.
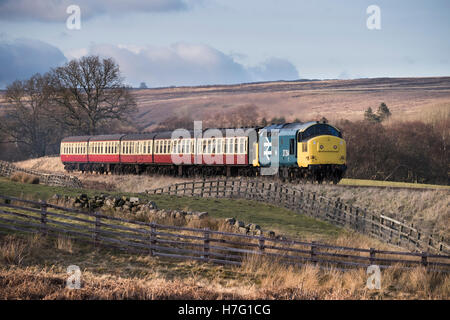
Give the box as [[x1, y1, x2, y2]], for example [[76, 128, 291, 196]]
[[262, 121, 339, 132], [89, 134, 126, 141], [122, 133, 157, 141], [61, 136, 91, 143]]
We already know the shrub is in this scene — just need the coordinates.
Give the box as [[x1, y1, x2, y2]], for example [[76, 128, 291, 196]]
[[10, 172, 40, 184]]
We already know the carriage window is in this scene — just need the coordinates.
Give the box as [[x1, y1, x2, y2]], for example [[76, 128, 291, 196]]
[[234, 138, 238, 153], [239, 138, 244, 154], [211, 139, 215, 154]]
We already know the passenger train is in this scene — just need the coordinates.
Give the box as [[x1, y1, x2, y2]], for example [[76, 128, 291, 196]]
[[60, 121, 347, 183]]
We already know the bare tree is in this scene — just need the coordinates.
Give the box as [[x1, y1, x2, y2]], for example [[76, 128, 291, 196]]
[[49, 56, 137, 135], [0, 73, 62, 157]]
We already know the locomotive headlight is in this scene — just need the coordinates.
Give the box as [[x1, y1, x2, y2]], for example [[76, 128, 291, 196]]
[[333, 145, 337, 149], [320, 145, 324, 149]]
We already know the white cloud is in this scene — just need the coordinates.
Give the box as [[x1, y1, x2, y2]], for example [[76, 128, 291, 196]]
[[0, 0, 194, 22], [83, 43, 299, 87], [0, 38, 67, 88], [249, 58, 300, 82]]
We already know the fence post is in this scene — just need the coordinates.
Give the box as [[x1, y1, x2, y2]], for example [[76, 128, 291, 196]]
[[200, 181, 205, 198], [421, 251, 428, 267], [231, 180, 235, 197], [40, 201, 48, 235], [369, 248, 376, 265], [191, 182, 195, 197], [206, 181, 211, 197], [310, 241, 316, 264], [94, 211, 100, 247], [150, 222, 156, 257], [203, 228, 210, 262], [259, 235, 265, 253]]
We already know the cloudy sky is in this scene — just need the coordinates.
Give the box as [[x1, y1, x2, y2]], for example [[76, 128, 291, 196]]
[[0, 0, 449, 88]]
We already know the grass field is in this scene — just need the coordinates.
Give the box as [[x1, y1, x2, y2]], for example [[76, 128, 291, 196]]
[[0, 177, 342, 241], [1, 232, 448, 300], [1, 177, 449, 300]]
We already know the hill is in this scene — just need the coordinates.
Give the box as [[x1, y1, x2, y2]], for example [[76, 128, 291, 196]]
[[129, 77, 450, 131]]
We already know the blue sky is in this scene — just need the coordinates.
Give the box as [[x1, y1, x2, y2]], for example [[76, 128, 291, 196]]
[[0, 0, 449, 87]]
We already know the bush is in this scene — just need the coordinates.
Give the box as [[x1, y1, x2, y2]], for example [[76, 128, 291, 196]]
[[337, 119, 449, 185], [10, 172, 40, 184]]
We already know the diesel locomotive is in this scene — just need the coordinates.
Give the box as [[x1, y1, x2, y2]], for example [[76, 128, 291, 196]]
[[61, 121, 346, 183]]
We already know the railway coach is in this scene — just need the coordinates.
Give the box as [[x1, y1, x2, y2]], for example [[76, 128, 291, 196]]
[[61, 121, 347, 183]]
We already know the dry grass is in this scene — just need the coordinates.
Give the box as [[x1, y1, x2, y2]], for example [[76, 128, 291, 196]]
[[10, 172, 40, 185], [0, 234, 42, 266], [15, 157, 188, 192], [15, 156, 65, 173], [297, 183, 450, 238], [55, 236, 73, 254], [0, 235, 28, 265], [239, 254, 450, 299], [0, 233, 448, 300]]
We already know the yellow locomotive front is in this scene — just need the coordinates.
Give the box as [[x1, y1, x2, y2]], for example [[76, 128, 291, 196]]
[[297, 122, 346, 183]]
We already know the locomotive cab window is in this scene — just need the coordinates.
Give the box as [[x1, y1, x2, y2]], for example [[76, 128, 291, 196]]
[[298, 124, 342, 142]]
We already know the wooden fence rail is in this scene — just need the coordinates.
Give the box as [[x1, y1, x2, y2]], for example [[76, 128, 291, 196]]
[[146, 178, 449, 255], [0, 160, 82, 189], [1, 194, 449, 272]]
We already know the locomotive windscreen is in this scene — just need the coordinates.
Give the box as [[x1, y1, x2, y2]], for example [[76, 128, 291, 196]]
[[298, 124, 342, 141]]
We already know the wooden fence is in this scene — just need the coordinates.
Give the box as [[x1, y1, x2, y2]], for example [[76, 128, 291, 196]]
[[0, 194, 449, 273], [0, 160, 82, 189], [146, 178, 449, 255]]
